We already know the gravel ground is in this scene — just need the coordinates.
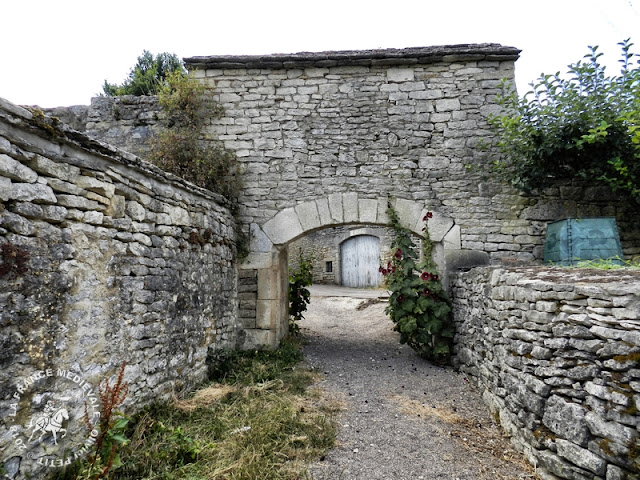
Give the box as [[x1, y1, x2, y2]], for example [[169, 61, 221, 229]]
[[300, 285, 539, 480]]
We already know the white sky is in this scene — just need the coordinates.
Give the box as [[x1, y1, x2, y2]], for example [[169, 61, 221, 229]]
[[1, 0, 638, 108]]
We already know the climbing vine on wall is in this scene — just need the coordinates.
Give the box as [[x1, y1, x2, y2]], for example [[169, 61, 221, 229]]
[[381, 204, 454, 363]]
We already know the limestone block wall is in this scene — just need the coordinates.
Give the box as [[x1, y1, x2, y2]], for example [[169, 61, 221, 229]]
[[451, 266, 640, 480], [185, 45, 640, 263], [0, 98, 237, 478]]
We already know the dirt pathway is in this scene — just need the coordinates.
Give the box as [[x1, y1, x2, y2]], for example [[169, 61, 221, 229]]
[[301, 286, 538, 480]]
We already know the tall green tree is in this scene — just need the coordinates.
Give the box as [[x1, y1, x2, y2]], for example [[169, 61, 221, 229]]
[[102, 51, 185, 96], [489, 39, 640, 203]]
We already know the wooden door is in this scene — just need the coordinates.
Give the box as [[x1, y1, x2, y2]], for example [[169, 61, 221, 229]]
[[340, 235, 381, 288]]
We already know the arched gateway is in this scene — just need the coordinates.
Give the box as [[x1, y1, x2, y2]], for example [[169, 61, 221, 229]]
[[184, 44, 521, 348], [238, 196, 459, 348]]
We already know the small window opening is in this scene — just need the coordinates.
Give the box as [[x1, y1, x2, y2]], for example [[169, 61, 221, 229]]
[[325, 261, 333, 273]]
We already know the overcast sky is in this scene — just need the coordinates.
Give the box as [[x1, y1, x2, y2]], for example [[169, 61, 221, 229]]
[[1, 0, 638, 108]]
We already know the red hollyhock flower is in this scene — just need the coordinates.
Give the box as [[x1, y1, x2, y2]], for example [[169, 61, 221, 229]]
[[397, 295, 405, 302], [420, 271, 431, 281], [423, 288, 431, 297], [423, 212, 433, 221], [394, 248, 402, 259]]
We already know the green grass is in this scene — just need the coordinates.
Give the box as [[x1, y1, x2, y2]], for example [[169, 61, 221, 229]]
[[55, 338, 339, 480], [570, 256, 640, 270]]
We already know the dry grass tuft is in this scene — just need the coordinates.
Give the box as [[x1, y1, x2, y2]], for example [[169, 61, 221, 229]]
[[173, 383, 236, 412], [391, 395, 471, 425]]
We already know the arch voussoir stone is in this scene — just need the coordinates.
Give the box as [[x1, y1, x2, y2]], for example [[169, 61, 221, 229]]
[[262, 207, 303, 245], [295, 201, 321, 232], [259, 196, 457, 246], [359, 198, 378, 223]]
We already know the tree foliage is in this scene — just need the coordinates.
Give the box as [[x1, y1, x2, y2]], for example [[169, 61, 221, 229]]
[[102, 51, 185, 96], [489, 39, 640, 203], [148, 71, 240, 201], [381, 204, 454, 363]]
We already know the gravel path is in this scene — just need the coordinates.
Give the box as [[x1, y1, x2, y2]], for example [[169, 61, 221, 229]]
[[301, 285, 538, 480]]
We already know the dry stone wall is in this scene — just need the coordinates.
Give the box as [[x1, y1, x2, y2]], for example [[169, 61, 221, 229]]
[[0, 98, 237, 478], [451, 266, 640, 480], [43, 95, 162, 160]]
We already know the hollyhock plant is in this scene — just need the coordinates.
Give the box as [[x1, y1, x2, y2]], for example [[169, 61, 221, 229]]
[[381, 203, 454, 363]]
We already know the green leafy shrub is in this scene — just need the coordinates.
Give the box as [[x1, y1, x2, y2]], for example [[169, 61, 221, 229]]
[[489, 39, 640, 203], [102, 51, 185, 97], [381, 204, 454, 363], [148, 71, 240, 201], [288, 250, 314, 335]]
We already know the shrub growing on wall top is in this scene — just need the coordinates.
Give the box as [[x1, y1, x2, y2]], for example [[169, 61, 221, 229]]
[[149, 72, 240, 202], [489, 39, 640, 203]]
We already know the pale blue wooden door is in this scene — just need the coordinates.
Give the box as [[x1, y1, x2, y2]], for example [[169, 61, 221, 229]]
[[340, 235, 381, 288]]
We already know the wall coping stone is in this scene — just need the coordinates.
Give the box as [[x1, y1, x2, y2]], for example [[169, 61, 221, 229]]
[[184, 43, 521, 70]]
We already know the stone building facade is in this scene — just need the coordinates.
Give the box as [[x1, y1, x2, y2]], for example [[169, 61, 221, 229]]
[[288, 225, 396, 285]]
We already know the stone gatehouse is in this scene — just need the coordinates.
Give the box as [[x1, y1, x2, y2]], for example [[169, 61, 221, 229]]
[[184, 44, 640, 348]]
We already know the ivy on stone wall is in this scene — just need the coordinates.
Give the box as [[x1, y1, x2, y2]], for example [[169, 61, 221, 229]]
[[381, 204, 454, 363]]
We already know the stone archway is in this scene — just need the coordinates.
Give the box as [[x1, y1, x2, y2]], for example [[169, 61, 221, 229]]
[[237, 195, 461, 349]]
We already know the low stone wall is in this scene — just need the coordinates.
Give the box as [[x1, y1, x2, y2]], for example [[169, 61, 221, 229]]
[[0, 98, 237, 478], [451, 266, 640, 480]]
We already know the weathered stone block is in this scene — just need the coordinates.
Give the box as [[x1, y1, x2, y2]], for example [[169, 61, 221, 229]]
[[76, 175, 115, 197], [0, 177, 12, 201], [249, 223, 273, 253], [295, 201, 321, 232], [358, 198, 377, 223], [0, 153, 37, 183], [386, 68, 415, 82], [263, 207, 303, 245], [10, 183, 56, 203], [556, 439, 607, 475], [27, 154, 80, 182], [586, 411, 637, 446], [343, 192, 358, 223], [543, 395, 590, 446], [58, 194, 102, 210]]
